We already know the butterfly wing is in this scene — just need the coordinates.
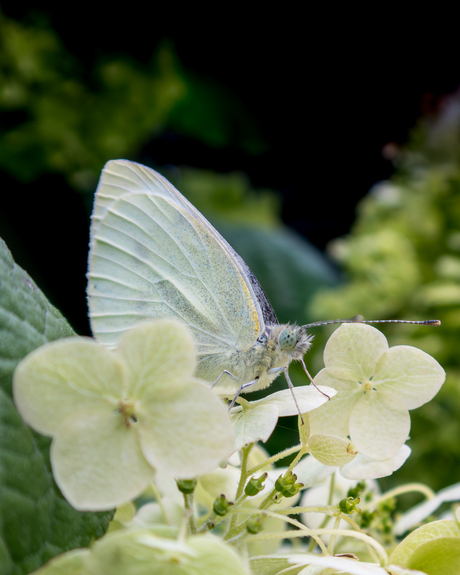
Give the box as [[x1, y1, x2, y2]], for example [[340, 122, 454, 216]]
[[87, 160, 275, 381]]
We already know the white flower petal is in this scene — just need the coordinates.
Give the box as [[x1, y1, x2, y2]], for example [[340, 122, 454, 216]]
[[323, 323, 388, 382], [294, 455, 337, 489], [289, 553, 389, 574], [231, 403, 279, 452], [116, 320, 196, 398], [13, 338, 124, 436], [51, 408, 154, 511], [308, 384, 361, 439], [249, 386, 336, 417], [138, 380, 233, 478], [394, 482, 460, 535], [373, 345, 446, 410], [340, 445, 411, 480], [349, 393, 410, 460]]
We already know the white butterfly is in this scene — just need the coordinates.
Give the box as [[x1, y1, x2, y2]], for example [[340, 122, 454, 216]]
[[87, 160, 438, 403]]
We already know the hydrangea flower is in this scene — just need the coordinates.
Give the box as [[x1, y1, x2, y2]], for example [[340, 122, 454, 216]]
[[31, 528, 250, 575], [13, 320, 234, 511], [308, 323, 445, 461], [230, 386, 336, 453]]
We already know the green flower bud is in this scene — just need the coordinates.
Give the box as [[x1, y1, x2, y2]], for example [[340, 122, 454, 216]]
[[246, 516, 264, 534], [339, 496, 361, 514], [245, 473, 268, 496], [213, 494, 233, 516], [176, 479, 198, 494], [275, 472, 303, 498]]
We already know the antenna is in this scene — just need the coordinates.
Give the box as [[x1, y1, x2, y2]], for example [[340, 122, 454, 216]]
[[302, 315, 441, 329]]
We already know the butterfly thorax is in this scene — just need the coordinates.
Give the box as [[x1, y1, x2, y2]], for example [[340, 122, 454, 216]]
[[202, 323, 314, 394]]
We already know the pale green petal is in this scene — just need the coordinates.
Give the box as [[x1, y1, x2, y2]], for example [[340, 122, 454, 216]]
[[249, 386, 336, 417], [323, 323, 388, 382], [51, 408, 154, 511], [138, 380, 233, 478], [232, 403, 279, 452], [394, 482, 460, 536], [308, 384, 361, 439], [313, 368, 359, 392], [89, 529, 249, 575], [187, 534, 251, 574], [289, 553, 389, 574], [116, 320, 196, 398], [340, 445, 411, 480], [13, 337, 124, 436], [196, 466, 240, 509], [373, 345, 446, 410], [390, 519, 460, 569], [88, 528, 193, 575], [308, 434, 357, 467], [349, 393, 410, 460], [30, 549, 91, 575]]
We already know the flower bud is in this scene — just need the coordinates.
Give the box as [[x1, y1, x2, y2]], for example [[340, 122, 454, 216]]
[[246, 516, 264, 534], [176, 479, 197, 494], [245, 473, 268, 496], [339, 496, 361, 514], [213, 494, 233, 516], [275, 472, 303, 498]]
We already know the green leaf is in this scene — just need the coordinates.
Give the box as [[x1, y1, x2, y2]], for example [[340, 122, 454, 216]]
[[0, 238, 113, 574], [0, 238, 74, 397]]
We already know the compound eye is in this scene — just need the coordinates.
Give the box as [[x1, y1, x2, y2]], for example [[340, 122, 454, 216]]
[[279, 328, 297, 351]]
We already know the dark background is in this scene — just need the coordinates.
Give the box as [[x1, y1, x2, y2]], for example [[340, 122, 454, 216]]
[[1, 6, 458, 334]]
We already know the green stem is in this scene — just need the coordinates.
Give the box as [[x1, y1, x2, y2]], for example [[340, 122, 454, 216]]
[[229, 445, 252, 533], [308, 473, 336, 552], [363, 482, 436, 510], [150, 480, 169, 525], [183, 492, 196, 534], [247, 444, 302, 476], [287, 446, 308, 474], [327, 516, 341, 555], [339, 514, 380, 564], [247, 526, 388, 565]]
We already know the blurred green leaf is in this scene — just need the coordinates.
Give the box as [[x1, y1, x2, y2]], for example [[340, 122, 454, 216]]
[[0, 14, 186, 189], [0, 238, 112, 574]]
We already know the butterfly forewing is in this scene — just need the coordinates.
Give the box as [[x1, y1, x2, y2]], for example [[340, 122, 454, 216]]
[[88, 161, 264, 364]]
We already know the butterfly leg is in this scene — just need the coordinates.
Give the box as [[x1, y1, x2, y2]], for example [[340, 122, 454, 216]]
[[268, 367, 304, 424], [211, 370, 237, 389], [299, 358, 330, 400], [227, 378, 260, 411]]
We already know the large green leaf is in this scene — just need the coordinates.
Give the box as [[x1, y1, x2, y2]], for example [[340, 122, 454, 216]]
[[0, 238, 113, 575]]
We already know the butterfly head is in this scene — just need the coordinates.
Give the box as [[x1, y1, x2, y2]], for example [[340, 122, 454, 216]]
[[277, 325, 314, 359]]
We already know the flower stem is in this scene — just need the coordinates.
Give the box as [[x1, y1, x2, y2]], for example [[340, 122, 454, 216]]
[[363, 482, 436, 510], [183, 492, 197, 534], [150, 480, 169, 525], [247, 444, 302, 475]]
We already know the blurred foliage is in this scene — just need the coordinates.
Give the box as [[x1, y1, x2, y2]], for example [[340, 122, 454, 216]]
[[0, 11, 185, 190], [0, 11, 264, 194], [308, 91, 460, 492]]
